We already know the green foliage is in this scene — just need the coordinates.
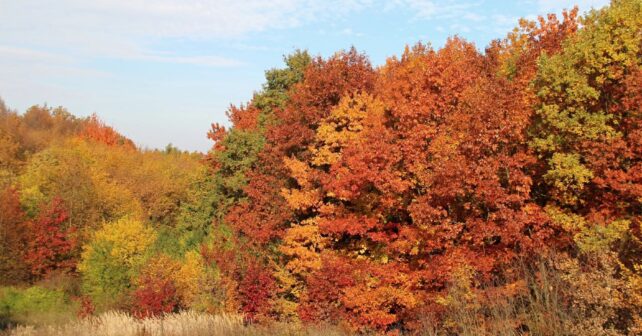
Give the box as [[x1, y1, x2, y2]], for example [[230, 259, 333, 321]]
[[212, 130, 266, 199], [1, 1, 641, 333], [174, 167, 227, 256], [0, 287, 69, 316], [531, 0, 642, 198], [152, 226, 184, 258], [253, 50, 312, 117], [78, 217, 156, 309], [0, 286, 76, 327]]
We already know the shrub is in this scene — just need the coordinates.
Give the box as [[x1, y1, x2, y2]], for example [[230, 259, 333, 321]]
[[78, 217, 156, 310], [0, 286, 76, 328]]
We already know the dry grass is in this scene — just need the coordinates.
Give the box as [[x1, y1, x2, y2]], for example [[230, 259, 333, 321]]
[[4, 311, 243, 336], [2, 311, 351, 336]]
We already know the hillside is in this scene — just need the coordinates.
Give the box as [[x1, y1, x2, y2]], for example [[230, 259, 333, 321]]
[[1, 1, 641, 335]]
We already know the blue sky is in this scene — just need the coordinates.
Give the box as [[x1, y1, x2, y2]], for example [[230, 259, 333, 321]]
[[0, 0, 609, 152]]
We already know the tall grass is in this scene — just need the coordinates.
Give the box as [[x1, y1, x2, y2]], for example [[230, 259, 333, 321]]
[[3, 311, 351, 336], [5, 311, 242, 336]]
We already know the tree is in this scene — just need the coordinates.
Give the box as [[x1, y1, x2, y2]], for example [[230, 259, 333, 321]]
[[132, 254, 181, 318], [81, 114, 135, 148], [24, 197, 77, 279], [79, 217, 156, 309], [0, 187, 29, 284]]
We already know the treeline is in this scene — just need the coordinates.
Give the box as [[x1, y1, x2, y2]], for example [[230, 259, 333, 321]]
[[1, 0, 642, 335], [0, 103, 209, 321]]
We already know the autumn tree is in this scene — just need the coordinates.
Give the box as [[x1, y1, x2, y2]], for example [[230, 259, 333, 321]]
[[530, 0, 642, 331], [81, 114, 135, 148], [79, 217, 156, 310], [132, 254, 181, 318], [24, 197, 77, 279], [0, 187, 30, 284]]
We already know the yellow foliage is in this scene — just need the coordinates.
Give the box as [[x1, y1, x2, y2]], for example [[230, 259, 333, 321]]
[[310, 93, 385, 166], [281, 157, 322, 210], [280, 221, 325, 277], [283, 157, 313, 188], [574, 219, 630, 254], [137, 254, 181, 286], [174, 251, 209, 308], [90, 217, 157, 268], [545, 205, 588, 233], [272, 264, 300, 320], [436, 264, 478, 310], [544, 153, 593, 206], [281, 188, 322, 211]]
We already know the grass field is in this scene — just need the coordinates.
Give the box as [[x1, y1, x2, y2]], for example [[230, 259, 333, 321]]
[[2, 311, 352, 336]]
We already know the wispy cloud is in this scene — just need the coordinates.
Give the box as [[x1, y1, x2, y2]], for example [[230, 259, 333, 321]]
[[340, 28, 365, 37], [0, 0, 612, 152], [387, 0, 480, 20], [0, 45, 73, 64], [536, 0, 610, 12], [149, 54, 243, 67], [0, 45, 112, 79], [0, 0, 375, 68]]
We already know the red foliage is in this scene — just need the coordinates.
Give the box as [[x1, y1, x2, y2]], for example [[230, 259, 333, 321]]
[[198, 6, 642, 332], [24, 197, 77, 279], [298, 254, 356, 324], [225, 171, 292, 244], [207, 123, 227, 149], [76, 296, 95, 318], [0, 187, 30, 283], [226, 104, 261, 131], [132, 276, 180, 318], [237, 260, 276, 321], [0, 187, 25, 226], [269, 47, 376, 158], [226, 48, 377, 245]]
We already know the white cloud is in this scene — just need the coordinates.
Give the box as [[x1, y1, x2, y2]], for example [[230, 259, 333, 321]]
[[537, 0, 610, 13], [388, 0, 479, 20], [127, 52, 245, 67], [0, 1, 371, 45], [0, 0, 373, 66], [0, 45, 72, 64], [0, 45, 112, 80]]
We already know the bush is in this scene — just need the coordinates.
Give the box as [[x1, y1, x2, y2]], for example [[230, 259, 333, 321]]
[[0, 286, 76, 328], [78, 217, 156, 310]]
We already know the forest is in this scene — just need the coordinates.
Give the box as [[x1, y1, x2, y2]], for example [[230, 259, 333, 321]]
[[0, 0, 641, 335]]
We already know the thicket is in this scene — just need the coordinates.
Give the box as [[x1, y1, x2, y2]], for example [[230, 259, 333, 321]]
[[1, 1, 641, 334]]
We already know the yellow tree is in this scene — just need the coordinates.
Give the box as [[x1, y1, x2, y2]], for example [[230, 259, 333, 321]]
[[78, 217, 156, 309]]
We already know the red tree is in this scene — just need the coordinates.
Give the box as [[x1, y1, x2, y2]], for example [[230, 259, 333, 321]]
[[25, 197, 77, 279], [237, 260, 276, 321], [132, 276, 180, 318], [0, 187, 30, 283]]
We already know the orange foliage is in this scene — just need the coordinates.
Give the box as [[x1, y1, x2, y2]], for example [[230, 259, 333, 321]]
[[81, 114, 135, 148]]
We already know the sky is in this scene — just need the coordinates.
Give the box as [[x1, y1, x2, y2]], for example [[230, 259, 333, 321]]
[[0, 0, 609, 152]]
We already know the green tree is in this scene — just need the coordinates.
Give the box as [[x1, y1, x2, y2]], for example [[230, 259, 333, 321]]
[[78, 217, 156, 309]]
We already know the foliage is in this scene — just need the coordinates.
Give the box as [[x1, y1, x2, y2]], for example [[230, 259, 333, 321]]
[[0, 187, 29, 284], [78, 217, 156, 309], [81, 114, 135, 148], [0, 286, 76, 328], [24, 198, 77, 280], [0, 0, 641, 334], [132, 255, 181, 318]]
